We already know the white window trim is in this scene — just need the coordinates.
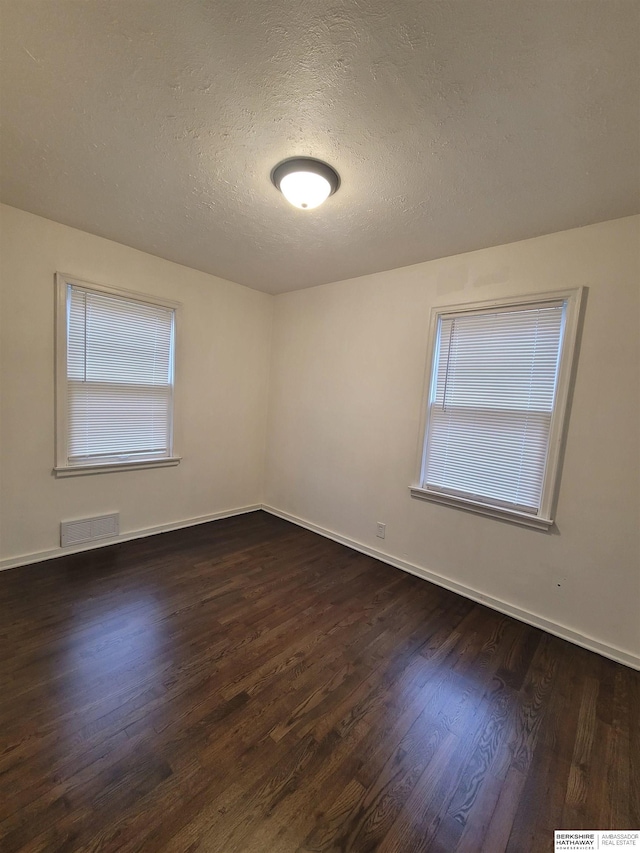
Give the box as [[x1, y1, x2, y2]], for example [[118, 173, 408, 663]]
[[54, 272, 182, 477], [410, 287, 585, 529]]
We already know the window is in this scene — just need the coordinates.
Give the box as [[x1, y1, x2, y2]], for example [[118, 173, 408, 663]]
[[55, 274, 180, 476], [411, 288, 584, 528]]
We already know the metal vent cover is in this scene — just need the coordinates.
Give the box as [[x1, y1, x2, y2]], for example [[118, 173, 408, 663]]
[[60, 513, 119, 547]]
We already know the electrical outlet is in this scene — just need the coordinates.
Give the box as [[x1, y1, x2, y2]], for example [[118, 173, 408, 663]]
[[376, 522, 386, 539]]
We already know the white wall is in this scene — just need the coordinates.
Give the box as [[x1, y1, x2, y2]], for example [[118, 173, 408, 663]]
[[0, 205, 272, 564], [264, 216, 640, 664]]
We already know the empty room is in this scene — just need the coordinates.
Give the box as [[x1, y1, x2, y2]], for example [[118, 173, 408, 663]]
[[0, 1, 638, 852]]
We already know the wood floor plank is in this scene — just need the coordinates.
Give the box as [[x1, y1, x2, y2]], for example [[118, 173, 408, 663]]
[[0, 510, 637, 852]]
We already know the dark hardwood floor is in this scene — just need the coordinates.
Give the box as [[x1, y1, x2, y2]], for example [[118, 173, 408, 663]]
[[0, 511, 637, 852]]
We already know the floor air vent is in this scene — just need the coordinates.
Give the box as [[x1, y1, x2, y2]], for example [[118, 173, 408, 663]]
[[60, 513, 120, 547]]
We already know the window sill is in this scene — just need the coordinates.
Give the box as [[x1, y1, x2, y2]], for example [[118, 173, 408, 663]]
[[54, 457, 182, 478], [409, 486, 553, 530]]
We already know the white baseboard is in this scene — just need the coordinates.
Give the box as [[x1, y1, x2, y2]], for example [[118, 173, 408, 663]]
[[262, 504, 640, 671], [0, 504, 262, 572]]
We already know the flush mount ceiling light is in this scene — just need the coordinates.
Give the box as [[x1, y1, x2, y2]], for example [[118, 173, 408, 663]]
[[271, 157, 340, 210]]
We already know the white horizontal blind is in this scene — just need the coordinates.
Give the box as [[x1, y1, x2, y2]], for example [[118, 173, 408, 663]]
[[66, 285, 175, 464], [423, 303, 565, 514]]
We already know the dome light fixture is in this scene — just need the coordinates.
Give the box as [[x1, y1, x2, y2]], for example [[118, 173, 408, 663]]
[[271, 157, 340, 210]]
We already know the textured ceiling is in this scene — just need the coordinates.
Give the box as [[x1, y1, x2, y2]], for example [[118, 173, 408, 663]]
[[1, 1, 638, 294]]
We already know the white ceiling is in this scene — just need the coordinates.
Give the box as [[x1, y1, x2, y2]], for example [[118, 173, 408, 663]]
[[1, 1, 638, 294]]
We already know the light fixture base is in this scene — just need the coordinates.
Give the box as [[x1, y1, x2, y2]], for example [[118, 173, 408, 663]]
[[271, 157, 340, 209]]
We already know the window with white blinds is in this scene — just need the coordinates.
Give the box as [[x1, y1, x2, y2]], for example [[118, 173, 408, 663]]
[[55, 275, 179, 475], [413, 289, 584, 528]]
